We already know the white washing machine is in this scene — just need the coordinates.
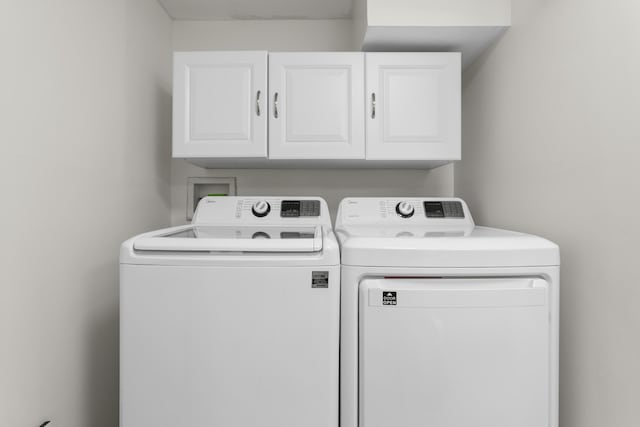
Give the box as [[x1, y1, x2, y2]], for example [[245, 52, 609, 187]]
[[120, 197, 339, 427], [336, 197, 560, 427]]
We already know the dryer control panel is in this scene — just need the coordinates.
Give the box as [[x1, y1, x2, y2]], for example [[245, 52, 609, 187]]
[[336, 198, 475, 228]]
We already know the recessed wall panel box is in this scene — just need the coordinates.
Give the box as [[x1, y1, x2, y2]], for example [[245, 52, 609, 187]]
[[186, 177, 237, 220]]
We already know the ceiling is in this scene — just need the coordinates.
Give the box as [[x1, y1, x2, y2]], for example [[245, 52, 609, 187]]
[[157, 0, 354, 20]]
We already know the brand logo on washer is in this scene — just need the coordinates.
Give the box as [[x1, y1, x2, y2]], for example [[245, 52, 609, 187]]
[[382, 291, 397, 305]]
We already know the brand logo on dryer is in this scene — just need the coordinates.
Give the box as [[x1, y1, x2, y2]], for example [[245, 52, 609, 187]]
[[382, 291, 397, 306]]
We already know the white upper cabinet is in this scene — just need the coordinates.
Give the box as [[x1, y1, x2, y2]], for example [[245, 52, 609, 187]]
[[172, 51, 462, 168], [268, 53, 365, 159], [173, 51, 267, 158], [365, 53, 461, 161]]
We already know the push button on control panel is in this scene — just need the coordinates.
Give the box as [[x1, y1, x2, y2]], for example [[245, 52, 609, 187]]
[[442, 201, 465, 218]]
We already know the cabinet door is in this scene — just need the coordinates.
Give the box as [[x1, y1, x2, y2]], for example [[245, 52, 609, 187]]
[[366, 53, 461, 160], [173, 51, 267, 158], [269, 53, 365, 159]]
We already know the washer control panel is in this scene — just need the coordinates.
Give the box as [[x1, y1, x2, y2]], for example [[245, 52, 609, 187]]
[[192, 197, 330, 227]]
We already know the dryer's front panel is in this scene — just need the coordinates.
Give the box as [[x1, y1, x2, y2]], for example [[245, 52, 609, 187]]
[[359, 277, 550, 427]]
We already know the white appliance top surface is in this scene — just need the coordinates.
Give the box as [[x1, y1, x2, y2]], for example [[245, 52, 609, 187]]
[[121, 197, 339, 265], [336, 197, 559, 268]]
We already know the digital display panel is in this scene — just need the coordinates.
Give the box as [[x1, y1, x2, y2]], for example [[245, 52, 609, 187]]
[[423, 201, 465, 218], [424, 202, 445, 218], [281, 200, 321, 217]]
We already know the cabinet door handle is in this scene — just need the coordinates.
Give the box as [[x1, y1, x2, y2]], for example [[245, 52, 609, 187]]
[[273, 92, 279, 118], [371, 93, 376, 119], [256, 90, 261, 116]]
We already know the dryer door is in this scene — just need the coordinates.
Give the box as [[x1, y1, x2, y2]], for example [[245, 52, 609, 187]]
[[359, 277, 550, 427]]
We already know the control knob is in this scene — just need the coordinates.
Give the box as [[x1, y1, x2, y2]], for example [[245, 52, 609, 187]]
[[252, 200, 271, 217], [395, 201, 415, 218]]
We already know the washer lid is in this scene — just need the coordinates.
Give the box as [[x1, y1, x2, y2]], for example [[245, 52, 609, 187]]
[[337, 226, 559, 268], [133, 225, 323, 253]]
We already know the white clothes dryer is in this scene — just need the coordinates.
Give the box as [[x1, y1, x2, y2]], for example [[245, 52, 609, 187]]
[[120, 197, 339, 427], [336, 197, 560, 427]]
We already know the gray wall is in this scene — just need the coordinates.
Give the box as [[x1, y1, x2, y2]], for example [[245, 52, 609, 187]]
[[455, 1, 640, 426], [170, 19, 454, 225], [0, 1, 172, 426]]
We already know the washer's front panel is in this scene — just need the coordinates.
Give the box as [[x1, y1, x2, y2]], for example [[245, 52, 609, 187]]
[[121, 264, 339, 427], [359, 277, 550, 427]]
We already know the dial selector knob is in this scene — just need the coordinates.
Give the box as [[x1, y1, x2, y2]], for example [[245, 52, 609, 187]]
[[251, 200, 271, 217], [395, 201, 415, 218]]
